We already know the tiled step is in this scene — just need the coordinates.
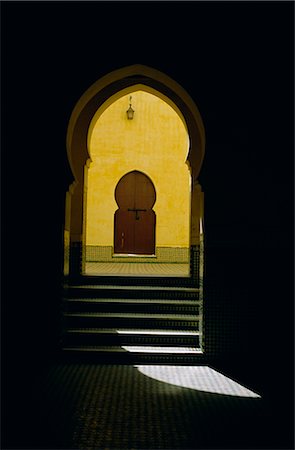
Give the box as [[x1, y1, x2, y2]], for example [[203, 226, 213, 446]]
[[65, 285, 200, 300], [69, 275, 196, 287], [63, 328, 200, 347], [63, 312, 199, 330], [61, 279, 202, 363], [62, 345, 203, 363], [63, 345, 201, 353], [63, 298, 200, 314]]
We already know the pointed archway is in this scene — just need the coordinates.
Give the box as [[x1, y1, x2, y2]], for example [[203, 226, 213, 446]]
[[64, 65, 205, 284]]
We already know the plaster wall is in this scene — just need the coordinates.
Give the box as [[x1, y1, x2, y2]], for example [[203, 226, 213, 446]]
[[85, 90, 190, 250]]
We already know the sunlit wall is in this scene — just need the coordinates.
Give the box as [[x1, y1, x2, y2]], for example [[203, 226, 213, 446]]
[[85, 91, 190, 258]]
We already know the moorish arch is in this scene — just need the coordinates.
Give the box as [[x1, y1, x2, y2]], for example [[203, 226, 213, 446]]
[[64, 64, 205, 280]]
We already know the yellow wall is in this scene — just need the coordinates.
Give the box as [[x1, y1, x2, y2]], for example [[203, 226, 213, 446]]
[[85, 90, 190, 248]]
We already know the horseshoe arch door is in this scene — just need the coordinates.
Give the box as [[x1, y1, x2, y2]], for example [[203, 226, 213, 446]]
[[114, 171, 156, 255]]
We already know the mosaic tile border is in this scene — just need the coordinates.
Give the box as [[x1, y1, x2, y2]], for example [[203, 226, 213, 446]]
[[85, 246, 190, 263]]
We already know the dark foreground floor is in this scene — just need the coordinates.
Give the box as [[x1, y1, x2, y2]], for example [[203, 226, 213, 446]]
[[2, 359, 294, 450]]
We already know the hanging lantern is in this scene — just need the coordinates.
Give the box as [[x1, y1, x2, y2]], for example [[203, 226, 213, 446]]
[[126, 95, 135, 120]]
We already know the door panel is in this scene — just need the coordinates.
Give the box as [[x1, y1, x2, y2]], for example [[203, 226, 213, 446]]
[[134, 210, 156, 254], [115, 171, 156, 209], [114, 210, 135, 254]]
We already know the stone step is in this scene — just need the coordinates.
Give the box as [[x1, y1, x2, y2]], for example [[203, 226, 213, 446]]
[[68, 275, 196, 288], [62, 345, 203, 364], [63, 312, 199, 330], [65, 285, 200, 300], [63, 298, 200, 314], [62, 279, 202, 360], [63, 328, 200, 347]]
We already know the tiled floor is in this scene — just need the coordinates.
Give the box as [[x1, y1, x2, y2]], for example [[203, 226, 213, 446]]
[[3, 362, 291, 450], [84, 262, 190, 277]]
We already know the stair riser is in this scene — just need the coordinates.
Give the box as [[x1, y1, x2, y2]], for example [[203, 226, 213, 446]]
[[66, 289, 200, 301], [62, 276, 202, 361], [64, 316, 199, 330], [63, 301, 199, 315], [63, 333, 200, 347], [68, 276, 195, 288], [62, 350, 203, 364]]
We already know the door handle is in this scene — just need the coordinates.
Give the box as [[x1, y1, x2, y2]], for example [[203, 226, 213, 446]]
[[128, 208, 147, 220]]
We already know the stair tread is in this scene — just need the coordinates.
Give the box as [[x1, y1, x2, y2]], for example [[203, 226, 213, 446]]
[[63, 346, 202, 354], [63, 279, 201, 354], [69, 285, 200, 292], [65, 298, 200, 304], [66, 328, 200, 335], [64, 312, 199, 319]]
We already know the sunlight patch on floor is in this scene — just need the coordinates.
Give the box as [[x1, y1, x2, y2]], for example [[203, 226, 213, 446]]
[[135, 365, 261, 398]]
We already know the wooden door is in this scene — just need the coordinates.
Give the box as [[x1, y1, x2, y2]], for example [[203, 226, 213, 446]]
[[114, 171, 156, 254]]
